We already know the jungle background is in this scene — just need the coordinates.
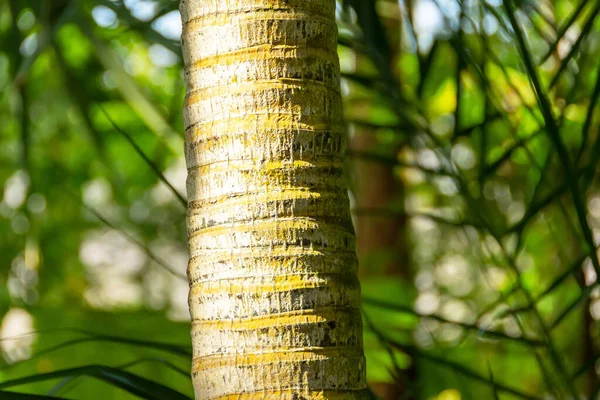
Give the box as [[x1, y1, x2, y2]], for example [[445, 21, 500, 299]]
[[2, 0, 600, 398]]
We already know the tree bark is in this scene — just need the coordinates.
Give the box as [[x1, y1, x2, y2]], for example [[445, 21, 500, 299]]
[[179, 1, 367, 398]]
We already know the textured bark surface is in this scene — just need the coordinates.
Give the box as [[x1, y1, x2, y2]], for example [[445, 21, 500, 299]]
[[179, 1, 367, 398]]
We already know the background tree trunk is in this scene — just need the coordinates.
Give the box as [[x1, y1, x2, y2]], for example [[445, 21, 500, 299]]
[[350, 2, 414, 398], [180, 1, 368, 398]]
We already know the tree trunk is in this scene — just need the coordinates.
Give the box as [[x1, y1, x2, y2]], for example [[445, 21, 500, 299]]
[[179, 1, 367, 398], [350, 2, 414, 397]]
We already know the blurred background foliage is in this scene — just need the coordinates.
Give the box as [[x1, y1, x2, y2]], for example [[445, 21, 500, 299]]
[[1, 0, 600, 398]]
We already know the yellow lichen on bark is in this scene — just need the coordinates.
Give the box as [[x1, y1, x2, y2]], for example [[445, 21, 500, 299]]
[[180, 0, 367, 398]]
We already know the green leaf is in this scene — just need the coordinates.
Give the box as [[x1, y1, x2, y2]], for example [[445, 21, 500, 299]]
[[548, 2, 600, 89], [0, 391, 66, 400], [539, 0, 590, 64], [486, 360, 500, 400], [68, 190, 187, 280], [388, 341, 542, 400], [503, 2, 594, 396], [76, 15, 182, 153], [504, 0, 600, 279], [576, 65, 600, 160], [0, 366, 192, 400], [1, 330, 191, 374], [99, 107, 187, 207], [47, 357, 190, 397], [362, 297, 544, 347]]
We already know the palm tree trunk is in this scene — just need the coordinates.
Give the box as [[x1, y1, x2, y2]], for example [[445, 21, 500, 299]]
[[179, 1, 367, 398]]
